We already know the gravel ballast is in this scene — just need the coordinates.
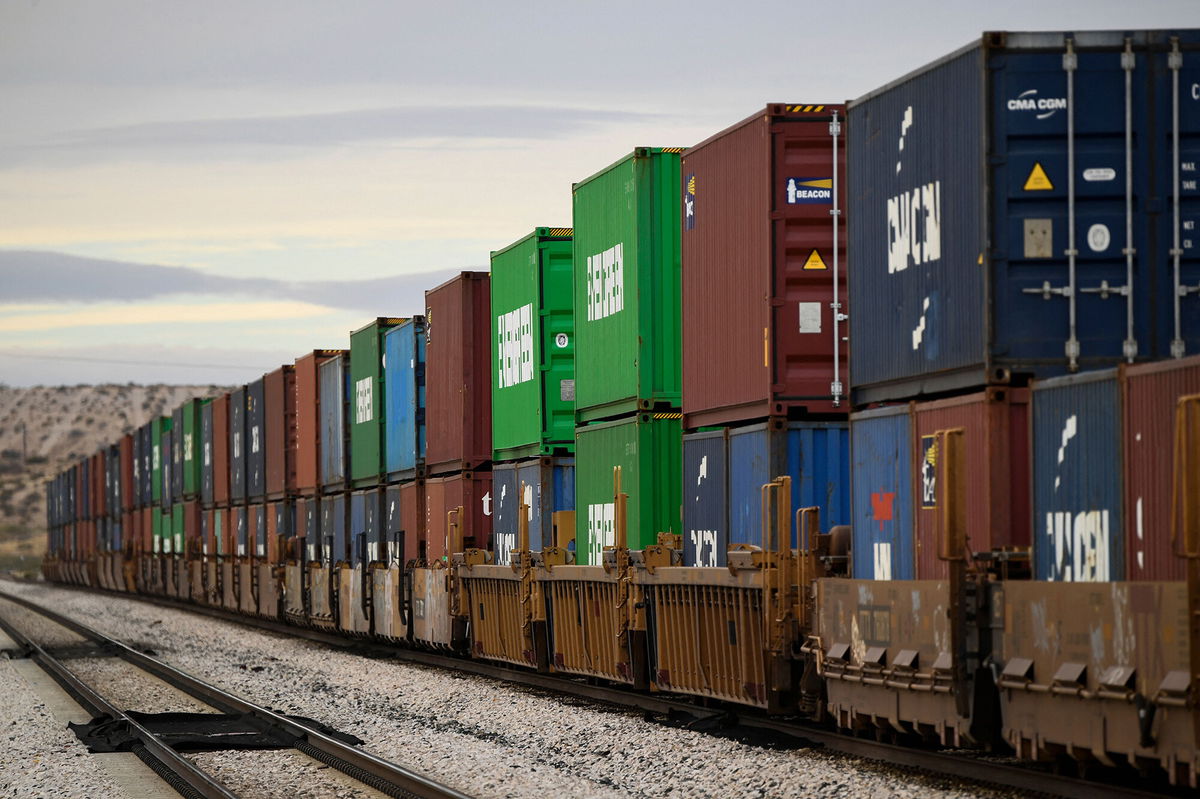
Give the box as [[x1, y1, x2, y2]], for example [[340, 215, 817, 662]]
[[0, 580, 1020, 799]]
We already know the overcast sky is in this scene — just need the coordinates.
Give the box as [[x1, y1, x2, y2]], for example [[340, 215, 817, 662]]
[[2, 0, 1197, 385]]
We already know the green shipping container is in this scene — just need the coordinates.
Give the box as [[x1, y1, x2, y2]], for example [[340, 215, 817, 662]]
[[350, 318, 408, 487], [572, 148, 683, 423], [181, 398, 208, 498], [491, 227, 576, 461], [574, 414, 681, 565], [150, 416, 172, 505], [171, 503, 184, 555]]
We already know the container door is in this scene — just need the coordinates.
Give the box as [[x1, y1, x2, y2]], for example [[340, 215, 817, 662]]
[[491, 464, 518, 565], [850, 411, 914, 580], [683, 430, 727, 567]]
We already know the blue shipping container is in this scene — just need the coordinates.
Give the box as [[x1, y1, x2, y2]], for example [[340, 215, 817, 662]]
[[682, 429, 727, 568], [492, 457, 575, 564], [252, 504, 266, 559], [849, 30, 1200, 404], [349, 489, 381, 566], [850, 407, 914, 580], [247, 378, 266, 500], [1032, 368, 1123, 581], [234, 505, 248, 558], [323, 492, 348, 566], [230, 387, 247, 502], [305, 496, 322, 563], [384, 318, 426, 481], [319, 356, 348, 491], [384, 484, 402, 564]]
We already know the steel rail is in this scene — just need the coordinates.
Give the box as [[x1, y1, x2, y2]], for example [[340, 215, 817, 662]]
[[0, 599, 237, 799], [0, 589, 472, 799], [6, 577, 1175, 799]]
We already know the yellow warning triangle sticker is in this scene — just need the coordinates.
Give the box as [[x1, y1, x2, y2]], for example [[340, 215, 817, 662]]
[[1024, 162, 1054, 191], [802, 249, 827, 270]]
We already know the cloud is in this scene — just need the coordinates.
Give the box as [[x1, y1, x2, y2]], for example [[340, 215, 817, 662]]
[[0, 300, 335, 333], [0, 249, 459, 314], [2, 105, 658, 167]]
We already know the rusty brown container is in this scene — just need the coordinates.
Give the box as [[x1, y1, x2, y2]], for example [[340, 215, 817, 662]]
[[425, 272, 492, 476], [91, 451, 105, 520], [119, 435, 134, 513], [183, 500, 201, 556], [425, 471, 491, 562], [264, 365, 298, 499], [1123, 354, 1200, 581], [401, 480, 426, 564], [211, 394, 231, 506], [295, 350, 343, 496], [140, 507, 153, 554], [912, 387, 1031, 579], [682, 104, 848, 428]]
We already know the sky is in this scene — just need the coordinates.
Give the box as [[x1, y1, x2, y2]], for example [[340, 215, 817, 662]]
[[2, 0, 1198, 386]]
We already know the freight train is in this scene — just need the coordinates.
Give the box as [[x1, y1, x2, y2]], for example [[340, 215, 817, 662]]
[[39, 30, 1200, 788]]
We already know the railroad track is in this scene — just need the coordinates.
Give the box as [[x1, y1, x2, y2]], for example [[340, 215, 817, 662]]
[[3, 577, 1175, 799], [0, 588, 473, 799]]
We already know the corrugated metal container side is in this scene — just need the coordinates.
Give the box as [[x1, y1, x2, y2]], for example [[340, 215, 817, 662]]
[[233, 505, 248, 557], [247, 378, 266, 500], [384, 319, 426, 481], [350, 319, 407, 487], [727, 421, 850, 552], [682, 429, 728, 567], [424, 471, 492, 562], [912, 388, 1032, 579], [400, 480, 425, 564], [850, 406, 914, 579], [171, 405, 184, 502], [229, 387, 247, 503], [264, 365, 297, 499], [1123, 355, 1200, 580], [295, 350, 342, 496], [200, 402, 214, 505], [119, 435, 134, 513], [181, 399, 205, 499], [322, 492, 348, 565], [490, 228, 576, 461], [319, 353, 350, 492], [383, 484, 402, 564], [491, 456, 575, 565], [849, 31, 1200, 405], [1032, 368, 1123, 581], [573, 148, 683, 422], [159, 430, 173, 510], [139, 424, 152, 507], [212, 394, 230, 506], [302, 496, 321, 563], [682, 105, 849, 427], [574, 414, 681, 564], [425, 272, 492, 475], [349, 488, 382, 566]]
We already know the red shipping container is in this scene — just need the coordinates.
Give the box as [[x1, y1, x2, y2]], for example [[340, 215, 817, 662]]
[[912, 388, 1031, 579], [74, 464, 84, 523], [295, 350, 343, 496], [401, 480, 426, 563], [1123, 355, 1200, 581], [264, 365, 298, 499], [425, 273, 492, 475], [183, 500, 201, 556], [140, 507, 153, 554], [121, 511, 134, 555], [91, 452, 105, 520], [425, 471, 492, 562], [212, 394, 231, 506], [682, 104, 849, 428], [119, 435, 135, 513]]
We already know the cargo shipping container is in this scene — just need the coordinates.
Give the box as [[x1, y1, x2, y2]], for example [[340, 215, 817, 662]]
[[171, 405, 184, 502], [383, 319, 426, 482], [200, 402, 214, 505], [383, 484, 402, 565], [1032, 368, 1123, 582], [171, 502, 185, 555], [573, 148, 683, 422], [229, 387, 247, 503], [321, 492, 348, 565], [682, 105, 849, 427], [400, 480, 425, 564], [319, 353, 350, 492], [295, 350, 343, 496], [269, 500, 292, 562], [912, 388, 1032, 579], [682, 421, 849, 567], [1123, 354, 1200, 580], [349, 488, 381, 567], [247, 378, 266, 500], [425, 272, 492, 475], [233, 505, 248, 558], [350, 319, 407, 487], [301, 496, 321, 563], [264, 365, 297, 499], [574, 414, 681, 564], [212, 394, 231, 506], [251, 503, 266, 559], [490, 228, 576, 461], [159, 430, 173, 511], [848, 30, 1200, 405], [491, 456, 575, 565], [181, 399, 206, 499], [119, 434, 134, 513], [425, 471, 492, 562], [849, 406, 915, 580], [137, 424, 151, 508]]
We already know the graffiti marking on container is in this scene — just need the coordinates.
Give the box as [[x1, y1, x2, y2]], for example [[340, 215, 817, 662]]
[[1054, 414, 1077, 491], [1045, 509, 1110, 581], [911, 297, 930, 351], [920, 435, 937, 508], [887, 182, 941, 273]]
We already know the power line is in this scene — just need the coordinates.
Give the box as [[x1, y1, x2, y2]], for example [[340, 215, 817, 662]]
[[0, 350, 269, 370]]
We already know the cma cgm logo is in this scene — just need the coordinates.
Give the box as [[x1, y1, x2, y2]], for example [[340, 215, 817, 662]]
[[586, 243, 624, 321], [887, 106, 942, 274], [1007, 89, 1066, 120]]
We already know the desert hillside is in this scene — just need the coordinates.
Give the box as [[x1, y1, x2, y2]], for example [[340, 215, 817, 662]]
[[0, 384, 229, 570]]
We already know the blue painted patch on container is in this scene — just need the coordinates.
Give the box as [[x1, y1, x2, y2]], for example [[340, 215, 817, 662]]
[[850, 407, 914, 580], [682, 429, 727, 567], [384, 318, 426, 480], [1032, 368, 1123, 582]]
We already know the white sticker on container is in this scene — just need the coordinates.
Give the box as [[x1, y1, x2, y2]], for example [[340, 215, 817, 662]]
[[560, 379, 575, 402], [798, 302, 822, 334], [1083, 167, 1116, 182], [872, 542, 892, 580], [1087, 224, 1111, 253]]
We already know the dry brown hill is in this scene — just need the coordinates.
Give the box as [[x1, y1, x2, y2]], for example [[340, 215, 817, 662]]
[[0, 384, 229, 570]]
